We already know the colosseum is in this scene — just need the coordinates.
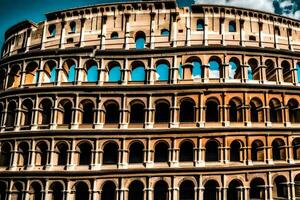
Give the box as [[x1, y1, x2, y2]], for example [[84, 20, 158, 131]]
[[1, 0, 300, 199]]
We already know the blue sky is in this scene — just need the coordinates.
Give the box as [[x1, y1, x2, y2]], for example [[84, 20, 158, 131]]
[[0, 0, 299, 49]]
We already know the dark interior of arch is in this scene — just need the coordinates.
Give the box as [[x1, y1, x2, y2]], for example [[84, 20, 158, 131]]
[[180, 100, 195, 122], [204, 180, 218, 200], [0, 143, 11, 167], [130, 103, 145, 123], [230, 141, 241, 162], [155, 102, 170, 123], [51, 182, 64, 200], [129, 142, 144, 163], [179, 141, 194, 162], [101, 181, 116, 200], [41, 100, 52, 125], [57, 143, 68, 165], [227, 180, 242, 200], [105, 103, 119, 124], [180, 180, 195, 200], [128, 181, 144, 200], [251, 140, 264, 161], [154, 142, 169, 162], [103, 143, 118, 164], [154, 181, 168, 200], [205, 140, 219, 162], [82, 102, 94, 124], [75, 182, 90, 200], [37, 142, 48, 166], [79, 143, 92, 165], [0, 182, 7, 200], [250, 178, 265, 199], [206, 100, 219, 122], [63, 101, 72, 124]]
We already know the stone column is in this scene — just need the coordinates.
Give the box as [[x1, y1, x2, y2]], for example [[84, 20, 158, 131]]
[[204, 14, 209, 46], [258, 21, 264, 48], [14, 98, 22, 131], [67, 139, 76, 170], [287, 27, 293, 51], [31, 96, 39, 130], [19, 60, 26, 88], [50, 96, 58, 129], [258, 64, 267, 84], [10, 142, 18, 170], [36, 59, 44, 87], [170, 138, 179, 167], [172, 55, 179, 84], [59, 20, 66, 49], [120, 94, 128, 129], [145, 138, 153, 168], [239, 19, 245, 47], [75, 57, 83, 85], [98, 59, 106, 85], [274, 24, 279, 49], [171, 12, 178, 47], [287, 136, 294, 164], [186, 12, 191, 46], [118, 138, 128, 169], [28, 140, 36, 169], [71, 95, 79, 129], [150, 12, 156, 49], [79, 17, 86, 47], [46, 138, 54, 169], [197, 92, 205, 127], [124, 13, 130, 50], [145, 94, 154, 129], [170, 94, 179, 128], [220, 17, 226, 46], [41, 21, 47, 50], [122, 59, 129, 85], [148, 57, 155, 85], [25, 28, 32, 52], [196, 137, 204, 167], [265, 135, 273, 164], [100, 15, 107, 50]]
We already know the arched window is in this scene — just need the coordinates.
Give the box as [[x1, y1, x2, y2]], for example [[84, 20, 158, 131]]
[[62, 60, 76, 82], [48, 24, 56, 37], [130, 102, 145, 123], [18, 142, 29, 167], [75, 182, 89, 200], [81, 101, 94, 124], [35, 142, 48, 166], [269, 98, 282, 123], [104, 102, 120, 124], [12, 182, 23, 200], [205, 99, 219, 122], [85, 60, 98, 82], [155, 101, 170, 123], [101, 181, 117, 200], [39, 99, 52, 125], [154, 181, 168, 200], [6, 101, 17, 127], [111, 32, 119, 39], [135, 31, 146, 49], [293, 139, 300, 160], [250, 178, 265, 200], [156, 62, 169, 81], [0, 142, 11, 167], [70, 21, 76, 33], [161, 29, 169, 37], [282, 60, 292, 83], [197, 19, 204, 31], [295, 174, 300, 198], [21, 99, 33, 126], [229, 21, 236, 32], [108, 63, 121, 82], [180, 99, 195, 122], [56, 142, 68, 166], [251, 140, 264, 161], [227, 180, 243, 200], [0, 70, 6, 90], [154, 142, 169, 163], [230, 140, 242, 162], [209, 58, 221, 79], [250, 98, 264, 122], [204, 180, 219, 200], [7, 65, 21, 88], [78, 143, 92, 165], [205, 140, 219, 162], [129, 142, 144, 164], [266, 59, 276, 81], [29, 182, 42, 200], [192, 60, 202, 78], [128, 181, 144, 200], [131, 62, 145, 81], [179, 180, 195, 200], [229, 58, 240, 79], [0, 182, 7, 200], [58, 100, 72, 125], [24, 62, 39, 84], [43, 60, 57, 83], [103, 142, 119, 165], [229, 98, 243, 122], [296, 63, 300, 83], [273, 176, 288, 199], [179, 141, 194, 162], [272, 139, 286, 161], [50, 182, 64, 200], [248, 58, 259, 81], [288, 99, 300, 123]]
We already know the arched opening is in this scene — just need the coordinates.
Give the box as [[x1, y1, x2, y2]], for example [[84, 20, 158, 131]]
[[129, 142, 144, 164], [56, 142, 68, 166], [227, 180, 243, 200], [21, 99, 33, 126], [78, 143, 92, 165], [205, 140, 219, 162], [131, 62, 145, 82], [81, 100, 94, 124], [130, 102, 145, 124], [182, 58, 202, 80], [12, 182, 23, 200], [205, 99, 219, 122], [248, 58, 259, 81], [161, 29, 170, 37], [154, 142, 169, 163], [251, 140, 264, 161], [265, 59, 276, 81], [50, 182, 64, 200], [61, 59, 76, 82], [180, 99, 195, 122], [209, 57, 221, 79], [18, 142, 29, 167], [101, 181, 117, 200], [229, 98, 243, 122], [229, 21, 236, 32], [179, 141, 194, 162], [104, 102, 120, 124], [6, 101, 17, 127], [128, 181, 144, 200], [155, 101, 170, 123], [75, 182, 89, 200], [107, 62, 121, 82], [35, 142, 48, 166], [39, 99, 52, 125], [85, 60, 98, 82], [250, 98, 264, 122], [272, 139, 286, 161], [282, 60, 292, 83], [0, 69, 6, 90], [230, 140, 242, 162], [103, 142, 119, 165], [229, 58, 241, 79], [179, 180, 195, 200], [29, 182, 42, 200], [58, 100, 72, 125], [70, 21, 76, 33], [7, 65, 21, 88], [135, 31, 146, 49], [24, 62, 39, 84], [111, 32, 119, 39], [203, 180, 219, 200], [288, 99, 300, 123], [297, 63, 300, 83], [156, 62, 169, 81], [273, 176, 288, 199], [250, 178, 265, 200], [269, 98, 282, 123], [293, 138, 300, 160], [43, 60, 57, 83], [197, 19, 204, 31], [154, 180, 168, 200], [48, 24, 56, 37], [0, 181, 7, 200], [0, 142, 11, 167], [294, 174, 300, 198]]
